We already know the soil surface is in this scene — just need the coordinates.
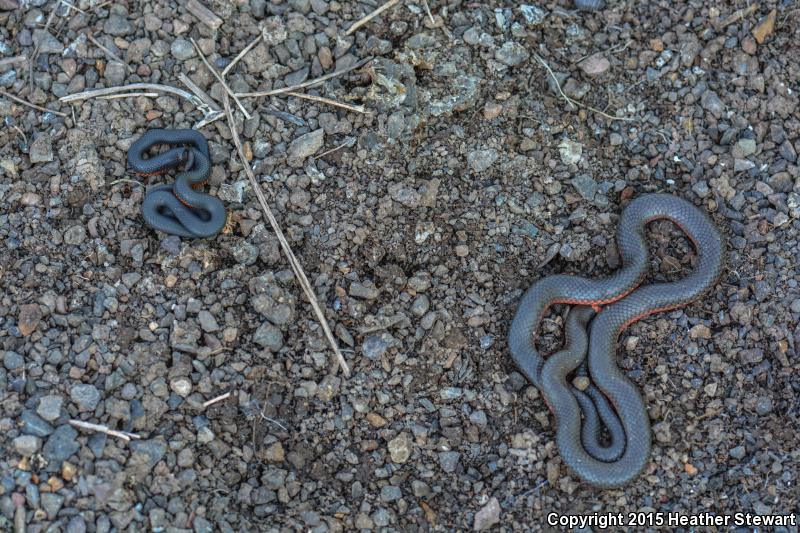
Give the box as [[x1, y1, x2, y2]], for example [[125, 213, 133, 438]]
[[1, 0, 799, 531]]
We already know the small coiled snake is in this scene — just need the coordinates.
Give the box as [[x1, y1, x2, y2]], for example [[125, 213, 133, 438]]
[[508, 194, 725, 488], [128, 129, 226, 238]]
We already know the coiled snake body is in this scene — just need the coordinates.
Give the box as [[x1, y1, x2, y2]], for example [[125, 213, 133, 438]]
[[508, 194, 725, 488], [128, 129, 226, 238]]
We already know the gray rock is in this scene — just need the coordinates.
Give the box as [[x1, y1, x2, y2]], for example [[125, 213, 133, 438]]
[[40, 492, 64, 520], [232, 241, 259, 265], [288, 129, 324, 165], [104, 14, 134, 36], [261, 16, 287, 45], [410, 294, 430, 316], [29, 132, 54, 163], [32, 29, 63, 54], [411, 480, 430, 497], [733, 138, 757, 158], [161, 235, 182, 254], [438, 451, 460, 473], [218, 181, 247, 203], [20, 410, 54, 437], [37, 395, 63, 421], [13, 435, 41, 456], [520, 5, 547, 25], [63, 224, 87, 245], [701, 90, 725, 117], [66, 515, 87, 533], [473, 497, 501, 531], [362, 333, 391, 359], [171, 38, 196, 60], [570, 174, 598, 200], [70, 384, 101, 411], [253, 322, 284, 351], [388, 432, 413, 463], [470, 410, 488, 426], [755, 396, 773, 415], [105, 61, 126, 85], [440, 387, 463, 400], [197, 310, 219, 332], [252, 293, 293, 325], [380, 485, 402, 502], [349, 281, 379, 300], [729, 445, 746, 459], [4, 350, 23, 370], [495, 41, 529, 66], [130, 438, 167, 468], [42, 425, 80, 465], [429, 75, 480, 116], [692, 180, 710, 198], [467, 149, 499, 172]]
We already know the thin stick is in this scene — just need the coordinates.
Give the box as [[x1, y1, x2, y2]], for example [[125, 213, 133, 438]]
[[0, 90, 67, 117], [99, 92, 159, 99], [236, 56, 372, 98], [59, 83, 222, 129], [260, 413, 288, 432], [109, 178, 142, 186], [203, 391, 231, 408], [314, 139, 354, 160], [422, 0, 435, 25], [68, 419, 142, 441], [717, 3, 759, 29], [222, 34, 262, 78], [532, 53, 636, 122], [177, 72, 221, 112], [87, 33, 131, 72], [186, 0, 223, 30], [0, 55, 27, 67], [345, 0, 402, 35], [59, 0, 87, 14], [223, 94, 350, 377], [190, 37, 251, 120], [287, 91, 367, 113]]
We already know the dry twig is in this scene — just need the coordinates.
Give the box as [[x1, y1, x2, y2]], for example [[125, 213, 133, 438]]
[[236, 57, 372, 98], [99, 92, 158, 99], [314, 139, 355, 160], [59, 83, 222, 128], [532, 53, 636, 122], [187, 0, 223, 30], [190, 37, 251, 120], [223, 94, 351, 377], [0, 55, 27, 67], [422, 0, 435, 25], [0, 90, 66, 117], [717, 3, 759, 29], [69, 419, 142, 441], [203, 391, 231, 408], [87, 33, 131, 72], [345, 0, 402, 35], [287, 91, 367, 113], [222, 35, 262, 78]]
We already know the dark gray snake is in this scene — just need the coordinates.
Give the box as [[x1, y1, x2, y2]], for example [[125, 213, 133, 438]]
[[128, 129, 226, 238], [508, 194, 725, 488]]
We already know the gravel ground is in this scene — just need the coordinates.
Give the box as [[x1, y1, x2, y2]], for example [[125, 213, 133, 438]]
[[1, 0, 800, 531]]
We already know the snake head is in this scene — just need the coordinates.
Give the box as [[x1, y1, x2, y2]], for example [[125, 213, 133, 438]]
[[180, 148, 196, 172]]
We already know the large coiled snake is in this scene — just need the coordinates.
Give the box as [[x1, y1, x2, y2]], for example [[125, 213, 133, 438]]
[[508, 193, 725, 488]]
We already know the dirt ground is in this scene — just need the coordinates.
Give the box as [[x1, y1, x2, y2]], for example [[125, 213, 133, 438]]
[[1, 0, 799, 531]]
